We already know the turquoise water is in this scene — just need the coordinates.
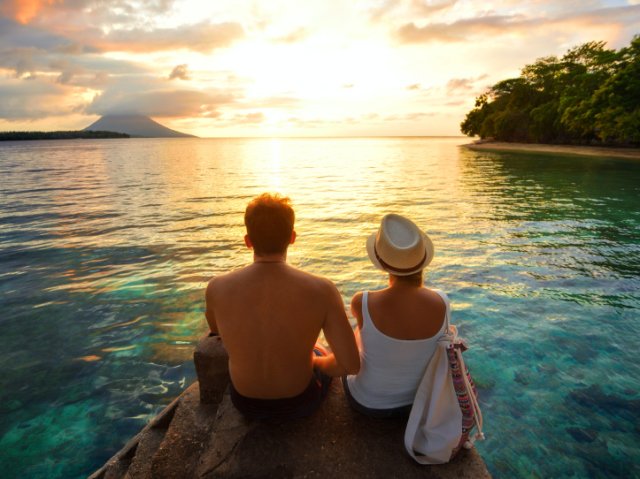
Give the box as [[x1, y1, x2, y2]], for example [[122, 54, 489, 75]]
[[0, 137, 639, 478]]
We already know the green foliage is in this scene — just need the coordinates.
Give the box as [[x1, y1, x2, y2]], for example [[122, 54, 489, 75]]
[[461, 35, 640, 146], [0, 131, 130, 141]]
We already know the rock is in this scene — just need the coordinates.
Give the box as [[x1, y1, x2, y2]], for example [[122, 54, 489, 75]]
[[199, 380, 491, 479], [90, 332, 492, 478], [194, 331, 230, 405], [196, 390, 256, 477], [566, 427, 599, 444], [88, 396, 181, 479], [149, 383, 219, 479]]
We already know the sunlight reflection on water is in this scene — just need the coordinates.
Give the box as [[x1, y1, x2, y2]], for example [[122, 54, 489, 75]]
[[1, 137, 639, 478]]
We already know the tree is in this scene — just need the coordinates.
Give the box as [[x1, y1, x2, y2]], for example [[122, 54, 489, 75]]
[[460, 36, 639, 146]]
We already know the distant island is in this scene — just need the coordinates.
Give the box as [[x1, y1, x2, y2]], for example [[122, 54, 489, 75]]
[[0, 131, 129, 141], [461, 35, 639, 147], [84, 115, 196, 138], [1, 115, 197, 141]]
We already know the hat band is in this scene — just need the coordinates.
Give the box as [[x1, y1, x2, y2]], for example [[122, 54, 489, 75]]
[[374, 244, 427, 274]]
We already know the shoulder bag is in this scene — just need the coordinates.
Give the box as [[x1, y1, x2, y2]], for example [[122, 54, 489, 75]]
[[404, 290, 485, 464]]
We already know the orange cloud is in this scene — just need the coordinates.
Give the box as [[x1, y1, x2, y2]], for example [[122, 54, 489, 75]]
[[85, 21, 246, 54], [269, 27, 308, 44], [395, 6, 640, 44], [1, 0, 60, 24]]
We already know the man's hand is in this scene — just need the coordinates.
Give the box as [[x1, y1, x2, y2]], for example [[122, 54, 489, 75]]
[[313, 353, 357, 377], [318, 280, 360, 376], [205, 279, 219, 335]]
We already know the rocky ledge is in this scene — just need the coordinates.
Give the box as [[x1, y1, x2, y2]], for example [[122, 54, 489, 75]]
[[89, 331, 491, 479]]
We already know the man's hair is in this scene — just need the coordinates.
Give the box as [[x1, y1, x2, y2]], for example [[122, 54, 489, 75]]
[[244, 193, 295, 255], [391, 270, 424, 288]]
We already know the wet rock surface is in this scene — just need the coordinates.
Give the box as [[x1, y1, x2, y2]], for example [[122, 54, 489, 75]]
[[90, 331, 491, 478], [200, 380, 490, 479], [91, 381, 490, 479]]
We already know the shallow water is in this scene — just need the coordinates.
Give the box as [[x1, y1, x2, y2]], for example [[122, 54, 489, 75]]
[[0, 137, 639, 478]]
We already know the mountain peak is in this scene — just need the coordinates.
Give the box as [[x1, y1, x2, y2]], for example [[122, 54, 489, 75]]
[[84, 115, 196, 138]]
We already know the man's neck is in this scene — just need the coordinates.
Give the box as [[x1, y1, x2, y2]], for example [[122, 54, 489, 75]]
[[253, 252, 287, 263]]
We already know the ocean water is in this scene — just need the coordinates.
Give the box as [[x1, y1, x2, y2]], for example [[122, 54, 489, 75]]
[[0, 137, 639, 478]]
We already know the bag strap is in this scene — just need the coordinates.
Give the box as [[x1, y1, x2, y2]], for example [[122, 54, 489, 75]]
[[433, 289, 486, 448]]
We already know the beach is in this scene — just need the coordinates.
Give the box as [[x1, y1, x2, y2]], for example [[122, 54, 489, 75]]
[[462, 141, 640, 160]]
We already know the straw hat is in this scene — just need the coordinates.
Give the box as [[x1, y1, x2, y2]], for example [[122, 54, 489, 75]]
[[366, 214, 434, 276]]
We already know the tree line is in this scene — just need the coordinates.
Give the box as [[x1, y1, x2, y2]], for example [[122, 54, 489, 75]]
[[461, 35, 640, 146], [0, 131, 130, 141]]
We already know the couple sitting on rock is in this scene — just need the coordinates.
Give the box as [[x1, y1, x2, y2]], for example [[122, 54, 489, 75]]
[[205, 193, 447, 420]]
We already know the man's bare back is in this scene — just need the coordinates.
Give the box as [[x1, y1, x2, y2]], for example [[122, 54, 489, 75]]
[[205, 194, 359, 403]]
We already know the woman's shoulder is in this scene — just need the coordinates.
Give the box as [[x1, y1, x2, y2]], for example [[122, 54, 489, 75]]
[[419, 288, 449, 316], [425, 287, 448, 298], [351, 290, 365, 304]]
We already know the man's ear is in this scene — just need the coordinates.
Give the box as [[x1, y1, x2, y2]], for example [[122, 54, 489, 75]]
[[244, 235, 253, 249], [290, 231, 296, 245]]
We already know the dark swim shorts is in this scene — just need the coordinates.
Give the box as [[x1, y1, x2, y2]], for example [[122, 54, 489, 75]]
[[229, 343, 332, 420]]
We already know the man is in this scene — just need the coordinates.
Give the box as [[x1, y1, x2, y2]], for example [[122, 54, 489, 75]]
[[205, 193, 360, 419]]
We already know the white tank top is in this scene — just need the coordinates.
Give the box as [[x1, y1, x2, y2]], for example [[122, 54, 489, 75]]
[[346, 289, 448, 409]]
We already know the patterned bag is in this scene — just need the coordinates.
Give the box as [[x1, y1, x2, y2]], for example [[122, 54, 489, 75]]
[[404, 290, 484, 464]]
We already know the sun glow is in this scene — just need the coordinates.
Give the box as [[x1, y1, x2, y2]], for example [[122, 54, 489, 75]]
[[1, 0, 636, 136]]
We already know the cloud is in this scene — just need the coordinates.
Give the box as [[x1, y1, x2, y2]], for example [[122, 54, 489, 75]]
[[168, 64, 190, 81], [235, 94, 300, 109], [369, 0, 457, 22], [383, 112, 436, 121], [408, 0, 458, 17], [368, 0, 403, 23], [445, 74, 489, 93], [445, 77, 473, 92], [270, 27, 308, 44], [0, 19, 151, 80], [396, 14, 532, 44], [394, 5, 640, 44], [56, 65, 83, 84], [50, 41, 83, 55], [0, 0, 180, 25], [0, 17, 85, 53], [85, 87, 237, 117], [0, 79, 74, 120], [278, 111, 440, 127], [225, 74, 254, 85], [280, 116, 334, 128], [214, 111, 267, 127], [227, 111, 266, 124], [86, 21, 246, 54], [342, 83, 355, 88], [0, 46, 42, 77], [91, 71, 110, 86], [405, 83, 421, 90]]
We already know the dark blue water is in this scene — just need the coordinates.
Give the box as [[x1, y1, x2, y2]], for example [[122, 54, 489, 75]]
[[1, 137, 639, 478]]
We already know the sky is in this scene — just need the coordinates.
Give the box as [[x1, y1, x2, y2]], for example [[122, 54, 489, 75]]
[[0, 0, 639, 137]]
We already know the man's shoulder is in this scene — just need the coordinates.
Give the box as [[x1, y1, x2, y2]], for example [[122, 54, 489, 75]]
[[207, 265, 250, 291]]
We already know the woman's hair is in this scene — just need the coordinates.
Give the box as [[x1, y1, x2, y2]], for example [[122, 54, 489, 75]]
[[391, 270, 424, 287], [244, 193, 295, 255]]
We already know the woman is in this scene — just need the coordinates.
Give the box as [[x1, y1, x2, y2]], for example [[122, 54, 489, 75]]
[[343, 213, 449, 418]]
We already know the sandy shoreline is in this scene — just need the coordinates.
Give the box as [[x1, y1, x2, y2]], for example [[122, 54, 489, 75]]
[[461, 141, 640, 160]]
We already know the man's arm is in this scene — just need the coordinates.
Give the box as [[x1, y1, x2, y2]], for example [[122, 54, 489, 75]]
[[204, 280, 219, 335], [313, 280, 360, 377]]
